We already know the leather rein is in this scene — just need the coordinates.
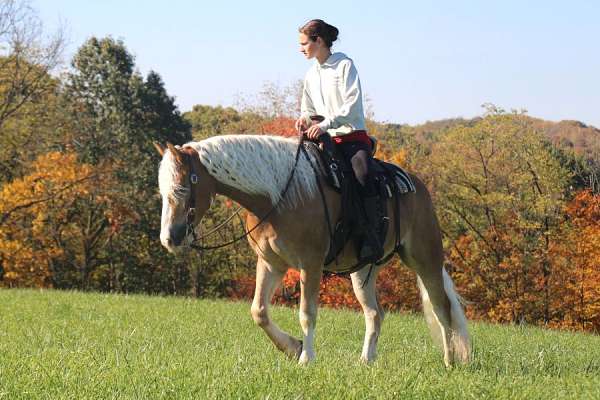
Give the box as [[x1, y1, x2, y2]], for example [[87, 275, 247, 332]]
[[179, 135, 334, 251]]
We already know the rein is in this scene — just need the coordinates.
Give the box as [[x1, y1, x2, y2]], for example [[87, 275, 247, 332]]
[[184, 135, 310, 251]]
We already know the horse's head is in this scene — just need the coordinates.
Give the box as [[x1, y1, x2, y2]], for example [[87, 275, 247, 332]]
[[155, 142, 215, 253]]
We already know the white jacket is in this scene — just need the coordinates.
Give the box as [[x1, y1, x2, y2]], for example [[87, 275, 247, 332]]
[[300, 52, 367, 137]]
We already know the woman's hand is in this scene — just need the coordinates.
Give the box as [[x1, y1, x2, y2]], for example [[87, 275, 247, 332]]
[[295, 117, 307, 133], [305, 124, 324, 140]]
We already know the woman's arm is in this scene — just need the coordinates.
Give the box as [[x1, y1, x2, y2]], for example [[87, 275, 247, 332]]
[[317, 60, 363, 131], [297, 78, 318, 132], [300, 78, 317, 119]]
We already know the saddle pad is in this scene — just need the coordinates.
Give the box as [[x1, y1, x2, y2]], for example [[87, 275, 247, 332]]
[[374, 160, 416, 195]]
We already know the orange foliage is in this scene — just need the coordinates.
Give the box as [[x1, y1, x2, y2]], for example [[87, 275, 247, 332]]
[[227, 262, 422, 313], [0, 152, 116, 287], [261, 117, 297, 137], [450, 189, 600, 333], [549, 190, 600, 332]]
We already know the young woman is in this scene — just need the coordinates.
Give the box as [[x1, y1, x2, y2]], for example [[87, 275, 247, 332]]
[[295, 19, 382, 262]]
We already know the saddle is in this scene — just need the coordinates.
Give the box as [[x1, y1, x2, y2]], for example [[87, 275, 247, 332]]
[[305, 139, 416, 274]]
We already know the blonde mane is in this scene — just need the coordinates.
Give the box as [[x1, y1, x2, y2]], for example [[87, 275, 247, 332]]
[[179, 135, 319, 209]]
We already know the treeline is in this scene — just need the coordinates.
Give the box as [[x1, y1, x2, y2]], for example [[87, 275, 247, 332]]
[[226, 112, 600, 333], [1, 2, 599, 333]]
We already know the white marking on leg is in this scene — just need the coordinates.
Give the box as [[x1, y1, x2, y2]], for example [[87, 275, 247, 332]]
[[298, 266, 322, 365], [351, 266, 383, 363], [298, 309, 316, 364], [252, 260, 301, 358], [417, 275, 454, 368]]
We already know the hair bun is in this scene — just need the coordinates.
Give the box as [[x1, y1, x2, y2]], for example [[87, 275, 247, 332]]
[[299, 19, 339, 48], [326, 24, 339, 43]]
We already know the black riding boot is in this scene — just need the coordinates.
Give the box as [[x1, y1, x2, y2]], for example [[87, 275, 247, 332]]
[[358, 177, 384, 263]]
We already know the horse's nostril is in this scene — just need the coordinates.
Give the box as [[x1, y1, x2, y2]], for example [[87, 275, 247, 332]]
[[165, 237, 172, 246], [171, 225, 186, 246]]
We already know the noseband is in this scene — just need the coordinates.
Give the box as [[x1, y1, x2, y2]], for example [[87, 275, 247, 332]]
[[176, 136, 321, 251], [179, 147, 203, 241]]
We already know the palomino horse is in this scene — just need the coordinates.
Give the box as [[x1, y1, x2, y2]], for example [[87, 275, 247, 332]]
[[155, 135, 470, 367]]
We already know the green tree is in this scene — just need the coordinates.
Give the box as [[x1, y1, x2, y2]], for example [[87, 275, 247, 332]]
[[61, 36, 192, 293], [424, 110, 571, 324], [183, 104, 265, 140], [0, 1, 65, 182], [184, 104, 243, 139]]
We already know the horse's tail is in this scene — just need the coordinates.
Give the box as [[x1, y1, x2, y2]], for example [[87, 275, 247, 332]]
[[417, 268, 471, 364]]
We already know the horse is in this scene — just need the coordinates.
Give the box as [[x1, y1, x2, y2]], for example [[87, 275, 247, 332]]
[[155, 134, 471, 367]]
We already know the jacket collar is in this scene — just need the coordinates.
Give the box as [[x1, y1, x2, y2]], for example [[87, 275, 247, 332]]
[[317, 52, 347, 68]]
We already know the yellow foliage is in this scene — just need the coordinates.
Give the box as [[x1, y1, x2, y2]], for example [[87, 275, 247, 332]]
[[0, 152, 113, 288]]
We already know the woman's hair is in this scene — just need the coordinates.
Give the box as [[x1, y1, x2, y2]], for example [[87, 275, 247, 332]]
[[299, 19, 339, 48]]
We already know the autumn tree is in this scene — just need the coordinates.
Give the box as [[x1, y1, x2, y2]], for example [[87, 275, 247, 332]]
[[0, 0, 64, 129], [0, 0, 65, 182], [0, 152, 118, 287], [424, 109, 572, 325], [548, 190, 600, 332]]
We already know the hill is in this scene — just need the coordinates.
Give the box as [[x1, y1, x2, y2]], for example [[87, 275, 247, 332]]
[[1, 289, 599, 399], [382, 116, 599, 160], [533, 119, 600, 161]]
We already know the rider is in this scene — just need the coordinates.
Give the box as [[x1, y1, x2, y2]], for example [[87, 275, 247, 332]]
[[294, 19, 383, 263]]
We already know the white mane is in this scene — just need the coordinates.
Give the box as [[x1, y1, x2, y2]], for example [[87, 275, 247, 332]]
[[175, 135, 319, 209]]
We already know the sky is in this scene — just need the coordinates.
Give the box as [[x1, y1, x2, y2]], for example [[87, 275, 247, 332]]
[[37, 0, 600, 128]]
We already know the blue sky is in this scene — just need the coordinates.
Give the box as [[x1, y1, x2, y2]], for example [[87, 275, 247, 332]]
[[37, 0, 600, 127]]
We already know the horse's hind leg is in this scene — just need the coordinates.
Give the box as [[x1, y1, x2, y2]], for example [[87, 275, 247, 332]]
[[415, 267, 454, 367], [400, 242, 471, 367], [351, 265, 384, 363], [251, 258, 302, 359]]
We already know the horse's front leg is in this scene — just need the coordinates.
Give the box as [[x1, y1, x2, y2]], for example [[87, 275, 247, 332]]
[[298, 266, 323, 365], [251, 258, 302, 359], [351, 265, 384, 363]]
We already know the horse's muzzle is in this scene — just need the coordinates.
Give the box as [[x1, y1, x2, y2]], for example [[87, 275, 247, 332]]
[[161, 223, 187, 252]]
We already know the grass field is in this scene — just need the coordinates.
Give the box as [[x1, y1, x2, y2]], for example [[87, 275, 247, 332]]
[[0, 289, 599, 399]]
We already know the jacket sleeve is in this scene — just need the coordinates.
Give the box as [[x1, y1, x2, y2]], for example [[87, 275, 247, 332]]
[[317, 60, 363, 131], [300, 76, 317, 119]]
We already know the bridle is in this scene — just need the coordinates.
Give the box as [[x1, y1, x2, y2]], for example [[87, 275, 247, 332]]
[[175, 136, 329, 251], [178, 147, 203, 242]]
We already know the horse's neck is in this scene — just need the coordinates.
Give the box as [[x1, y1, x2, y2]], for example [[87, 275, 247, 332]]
[[194, 135, 316, 213], [214, 180, 273, 217]]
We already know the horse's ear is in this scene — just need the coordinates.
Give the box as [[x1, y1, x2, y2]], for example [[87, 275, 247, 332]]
[[166, 142, 184, 163], [153, 141, 165, 156]]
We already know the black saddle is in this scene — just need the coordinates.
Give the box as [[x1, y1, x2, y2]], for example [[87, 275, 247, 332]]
[[305, 139, 416, 274]]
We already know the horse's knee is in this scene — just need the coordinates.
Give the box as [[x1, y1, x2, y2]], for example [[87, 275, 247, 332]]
[[251, 305, 269, 327], [299, 309, 316, 329], [364, 308, 383, 330]]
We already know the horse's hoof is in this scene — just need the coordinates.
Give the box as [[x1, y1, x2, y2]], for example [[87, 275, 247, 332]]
[[360, 350, 378, 365], [298, 350, 315, 365], [360, 355, 375, 365]]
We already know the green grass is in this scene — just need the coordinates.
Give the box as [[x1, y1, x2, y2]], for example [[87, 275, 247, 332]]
[[0, 289, 599, 399]]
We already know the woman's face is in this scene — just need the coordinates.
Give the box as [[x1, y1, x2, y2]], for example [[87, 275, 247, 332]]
[[299, 33, 319, 59]]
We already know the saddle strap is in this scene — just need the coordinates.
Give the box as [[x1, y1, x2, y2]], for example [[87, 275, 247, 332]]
[[300, 144, 337, 265]]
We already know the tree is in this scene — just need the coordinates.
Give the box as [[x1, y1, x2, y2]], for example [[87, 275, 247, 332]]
[[0, 1, 66, 182], [425, 111, 571, 325], [184, 103, 268, 140], [0, 0, 64, 130], [549, 190, 600, 332], [184, 104, 243, 139], [261, 117, 296, 136], [61, 36, 192, 294], [0, 152, 117, 287], [235, 80, 303, 119]]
